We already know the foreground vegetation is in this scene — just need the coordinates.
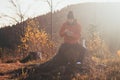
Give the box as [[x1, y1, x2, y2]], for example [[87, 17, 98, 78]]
[[0, 20, 120, 80]]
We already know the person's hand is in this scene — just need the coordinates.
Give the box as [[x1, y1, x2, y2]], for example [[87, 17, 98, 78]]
[[64, 29, 73, 37]]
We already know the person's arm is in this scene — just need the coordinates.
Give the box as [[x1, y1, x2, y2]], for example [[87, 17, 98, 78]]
[[59, 23, 66, 37], [71, 24, 81, 39]]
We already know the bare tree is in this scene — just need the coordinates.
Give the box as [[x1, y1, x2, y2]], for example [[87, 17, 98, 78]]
[[42, 0, 64, 39], [9, 0, 24, 22], [0, 0, 32, 24], [0, 0, 34, 57]]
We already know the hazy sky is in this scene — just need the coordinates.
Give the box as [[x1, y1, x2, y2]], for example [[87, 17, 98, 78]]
[[0, 0, 120, 27]]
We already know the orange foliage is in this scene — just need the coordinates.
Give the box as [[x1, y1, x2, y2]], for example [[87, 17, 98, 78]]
[[18, 19, 56, 58], [86, 32, 102, 51], [117, 50, 120, 56], [85, 25, 111, 60]]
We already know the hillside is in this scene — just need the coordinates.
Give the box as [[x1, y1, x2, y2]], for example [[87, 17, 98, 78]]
[[0, 3, 120, 52], [0, 2, 120, 80]]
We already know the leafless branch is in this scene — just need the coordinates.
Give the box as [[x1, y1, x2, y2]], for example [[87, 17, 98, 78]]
[[1, 14, 19, 23], [9, 0, 25, 22], [9, 0, 17, 8]]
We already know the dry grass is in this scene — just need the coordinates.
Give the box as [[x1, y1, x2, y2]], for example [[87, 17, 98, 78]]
[[0, 55, 120, 80]]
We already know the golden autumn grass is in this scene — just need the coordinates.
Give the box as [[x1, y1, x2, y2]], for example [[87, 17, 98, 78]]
[[0, 19, 56, 80], [0, 55, 120, 80], [0, 22, 120, 80]]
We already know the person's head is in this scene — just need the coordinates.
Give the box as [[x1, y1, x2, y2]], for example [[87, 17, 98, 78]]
[[67, 11, 74, 23]]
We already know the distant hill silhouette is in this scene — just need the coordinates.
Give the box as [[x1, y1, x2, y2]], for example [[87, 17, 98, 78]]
[[0, 22, 26, 49], [0, 3, 120, 53]]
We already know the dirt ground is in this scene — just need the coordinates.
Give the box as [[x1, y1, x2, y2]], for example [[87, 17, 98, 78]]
[[0, 62, 26, 80]]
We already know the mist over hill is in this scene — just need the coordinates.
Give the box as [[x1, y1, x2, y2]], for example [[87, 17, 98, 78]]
[[38, 3, 120, 53], [0, 2, 120, 53]]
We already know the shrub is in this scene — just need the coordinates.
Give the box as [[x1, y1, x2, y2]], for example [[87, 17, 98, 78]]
[[18, 19, 56, 59]]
